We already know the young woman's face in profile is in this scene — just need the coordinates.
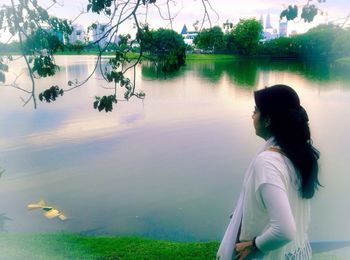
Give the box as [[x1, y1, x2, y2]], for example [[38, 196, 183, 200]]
[[252, 106, 269, 139]]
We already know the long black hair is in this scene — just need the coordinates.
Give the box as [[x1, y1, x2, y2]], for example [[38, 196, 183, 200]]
[[254, 84, 320, 199]]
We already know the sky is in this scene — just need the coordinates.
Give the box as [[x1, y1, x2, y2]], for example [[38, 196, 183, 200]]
[[0, 0, 349, 42]]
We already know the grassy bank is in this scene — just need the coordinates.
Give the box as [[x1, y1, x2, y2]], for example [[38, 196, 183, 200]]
[[335, 57, 350, 66], [0, 233, 346, 260], [54, 52, 236, 61], [0, 52, 236, 62], [0, 233, 218, 260], [186, 54, 235, 61]]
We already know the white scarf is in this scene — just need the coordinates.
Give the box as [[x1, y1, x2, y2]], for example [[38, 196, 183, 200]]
[[216, 138, 275, 260]]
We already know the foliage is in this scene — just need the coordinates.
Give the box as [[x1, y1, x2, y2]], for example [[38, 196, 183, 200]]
[[0, 0, 72, 108], [93, 95, 117, 112], [24, 28, 64, 54], [280, 5, 298, 21], [38, 85, 64, 102], [223, 33, 235, 53], [32, 55, 59, 77], [0, 56, 9, 83], [332, 28, 350, 56], [193, 26, 225, 52], [0, 41, 21, 53], [144, 28, 186, 74], [231, 18, 263, 55], [336, 57, 350, 66], [0, 0, 328, 111], [193, 21, 263, 56], [87, 0, 113, 14], [280, 1, 326, 23], [65, 41, 86, 53], [259, 24, 350, 60], [0, 1, 72, 37], [301, 5, 318, 23]]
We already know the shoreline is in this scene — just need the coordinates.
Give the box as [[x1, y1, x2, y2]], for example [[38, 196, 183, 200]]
[[0, 233, 346, 259], [1, 52, 349, 65]]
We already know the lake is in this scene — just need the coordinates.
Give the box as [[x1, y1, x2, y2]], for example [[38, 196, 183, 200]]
[[0, 55, 350, 256]]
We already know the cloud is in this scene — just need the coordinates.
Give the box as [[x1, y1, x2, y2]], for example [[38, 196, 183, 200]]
[[25, 112, 144, 148]]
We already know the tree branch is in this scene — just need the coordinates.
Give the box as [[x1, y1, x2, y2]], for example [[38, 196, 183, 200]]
[[10, 0, 37, 109]]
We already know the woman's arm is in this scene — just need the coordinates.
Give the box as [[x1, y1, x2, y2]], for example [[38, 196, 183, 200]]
[[255, 183, 296, 252], [235, 184, 296, 259]]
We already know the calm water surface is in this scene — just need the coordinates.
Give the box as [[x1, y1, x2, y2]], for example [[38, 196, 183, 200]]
[[0, 56, 350, 255]]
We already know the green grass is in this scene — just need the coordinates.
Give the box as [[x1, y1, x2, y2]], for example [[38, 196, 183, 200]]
[[0, 233, 346, 260], [186, 54, 235, 61], [0, 51, 234, 62], [335, 57, 350, 66], [53, 52, 236, 61], [0, 233, 218, 260]]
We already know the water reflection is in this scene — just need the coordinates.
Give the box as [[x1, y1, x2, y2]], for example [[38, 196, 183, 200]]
[[141, 61, 184, 80], [1, 56, 350, 257], [0, 213, 12, 232], [226, 59, 258, 87], [188, 61, 227, 83], [256, 59, 350, 83], [141, 58, 350, 88], [66, 63, 89, 79]]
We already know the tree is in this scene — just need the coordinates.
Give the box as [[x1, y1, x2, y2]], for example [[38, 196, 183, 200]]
[[144, 28, 186, 74], [231, 18, 263, 56], [259, 24, 350, 60], [332, 28, 350, 57], [0, 0, 329, 111], [223, 33, 235, 53], [0, 0, 215, 112], [23, 29, 64, 54], [193, 26, 225, 53]]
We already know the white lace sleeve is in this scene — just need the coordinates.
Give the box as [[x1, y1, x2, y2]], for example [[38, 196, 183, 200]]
[[255, 183, 297, 252]]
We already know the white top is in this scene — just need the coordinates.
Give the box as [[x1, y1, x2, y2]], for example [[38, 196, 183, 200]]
[[239, 139, 311, 259]]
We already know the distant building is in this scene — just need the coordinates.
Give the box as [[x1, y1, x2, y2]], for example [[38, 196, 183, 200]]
[[260, 13, 278, 42], [180, 24, 198, 46], [89, 23, 119, 47], [223, 19, 234, 33], [265, 13, 273, 29], [259, 15, 264, 27], [181, 24, 188, 35], [279, 22, 288, 37], [65, 24, 86, 44]]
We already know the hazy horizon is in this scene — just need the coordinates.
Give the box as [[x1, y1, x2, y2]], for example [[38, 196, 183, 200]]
[[0, 0, 349, 43]]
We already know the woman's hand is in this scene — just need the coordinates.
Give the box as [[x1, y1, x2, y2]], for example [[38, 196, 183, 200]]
[[235, 240, 254, 260]]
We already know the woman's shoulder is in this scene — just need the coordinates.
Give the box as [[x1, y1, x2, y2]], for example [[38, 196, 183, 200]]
[[254, 148, 298, 185], [254, 149, 292, 175], [256, 149, 286, 164]]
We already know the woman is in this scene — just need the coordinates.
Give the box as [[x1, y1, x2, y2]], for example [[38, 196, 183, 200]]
[[217, 85, 320, 260]]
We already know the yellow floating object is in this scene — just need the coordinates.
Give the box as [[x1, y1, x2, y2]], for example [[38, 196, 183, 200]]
[[42, 206, 53, 211], [27, 199, 68, 221], [27, 199, 46, 210], [44, 209, 60, 219], [58, 214, 67, 221]]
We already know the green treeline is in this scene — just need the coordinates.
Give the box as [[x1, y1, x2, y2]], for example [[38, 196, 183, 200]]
[[193, 20, 350, 60], [193, 19, 263, 56], [1, 21, 349, 62], [259, 24, 350, 60]]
